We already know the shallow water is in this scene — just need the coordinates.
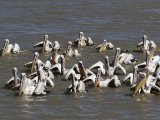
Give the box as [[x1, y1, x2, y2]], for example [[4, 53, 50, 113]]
[[0, 0, 160, 120]]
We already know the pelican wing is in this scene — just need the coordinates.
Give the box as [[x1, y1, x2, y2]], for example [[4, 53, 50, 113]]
[[137, 41, 143, 47], [89, 61, 104, 71], [46, 77, 54, 87], [123, 73, 133, 85], [33, 41, 44, 48], [83, 74, 96, 83], [115, 63, 126, 74]]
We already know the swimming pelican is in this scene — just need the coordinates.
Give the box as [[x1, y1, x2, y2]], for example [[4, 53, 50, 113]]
[[65, 73, 86, 94], [96, 40, 114, 52], [133, 71, 160, 96], [33, 34, 53, 53], [136, 35, 157, 53], [86, 37, 94, 46], [95, 68, 121, 87], [50, 48, 61, 65], [24, 52, 44, 72], [136, 51, 160, 73], [19, 73, 36, 96], [0, 39, 20, 56], [105, 56, 126, 76], [74, 32, 87, 46], [53, 40, 61, 51], [118, 52, 137, 65], [5, 67, 20, 90]]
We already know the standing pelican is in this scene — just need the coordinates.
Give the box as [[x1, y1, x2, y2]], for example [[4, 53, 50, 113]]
[[33, 34, 53, 53]]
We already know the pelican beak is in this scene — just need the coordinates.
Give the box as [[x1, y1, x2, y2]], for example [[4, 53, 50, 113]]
[[133, 73, 147, 96]]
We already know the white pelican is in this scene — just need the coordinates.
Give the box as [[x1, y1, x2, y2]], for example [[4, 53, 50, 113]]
[[53, 40, 61, 51], [65, 73, 86, 94], [74, 32, 87, 46], [105, 56, 126, 76], [86, 37, 94, 46], [73, 49, 81, 57], [33, 34, 53, 52], [24, 52, 44, 72], [63, 41, 81, 57], [95, 69, 121, 87], [64, 41, 74, 57], [136, 51, 160, 73], [1, 39, 20, 56], [19, 73, 36, 96], [118, 52, 137, 65], [50, 48, 60, 65], [5, 67, 20, 90], [96, 40, 114, 52], [133, 71, 160, 96], [136, 35, 157, 53]]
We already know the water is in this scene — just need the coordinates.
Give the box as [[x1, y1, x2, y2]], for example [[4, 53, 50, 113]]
[[0, 0, 160, 120]]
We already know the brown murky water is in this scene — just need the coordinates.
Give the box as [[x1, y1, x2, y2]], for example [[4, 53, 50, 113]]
[[0, 0, 160, 120]]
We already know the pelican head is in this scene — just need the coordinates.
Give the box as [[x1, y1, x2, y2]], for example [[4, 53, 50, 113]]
[[79, 32, 84, 38], [143, 35, 147, 41], [44, 34, 49, 41]]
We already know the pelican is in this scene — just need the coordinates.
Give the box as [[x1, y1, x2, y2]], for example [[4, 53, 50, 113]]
[[5, 67, 20, 90], [105, 56, 126, 76], [133, 71, 160, 96], [53, 41, 61, 51], [50, 48, 61, 65], [0, 39, 20, 56], [24, 52, 44, 72], [118, 52, 137, 65], [73, 49, 81, 57], [95, 68, 121, 88], [86, 37, 94, 46], [34, 67, 54, 95], [96, 40, 114, 52], [65, 73, 86, 94], [33, 34, 53, 52], [63, 41, 81, 57], [74, 32, 87, 46], [136, 35, 157, 53], [19, 73, 36, 96], [136, 51, 160, 73], [64, 41, 74, 57]]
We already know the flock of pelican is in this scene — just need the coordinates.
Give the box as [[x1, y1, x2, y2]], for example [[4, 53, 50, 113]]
[[1, 32, 160, 96]]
